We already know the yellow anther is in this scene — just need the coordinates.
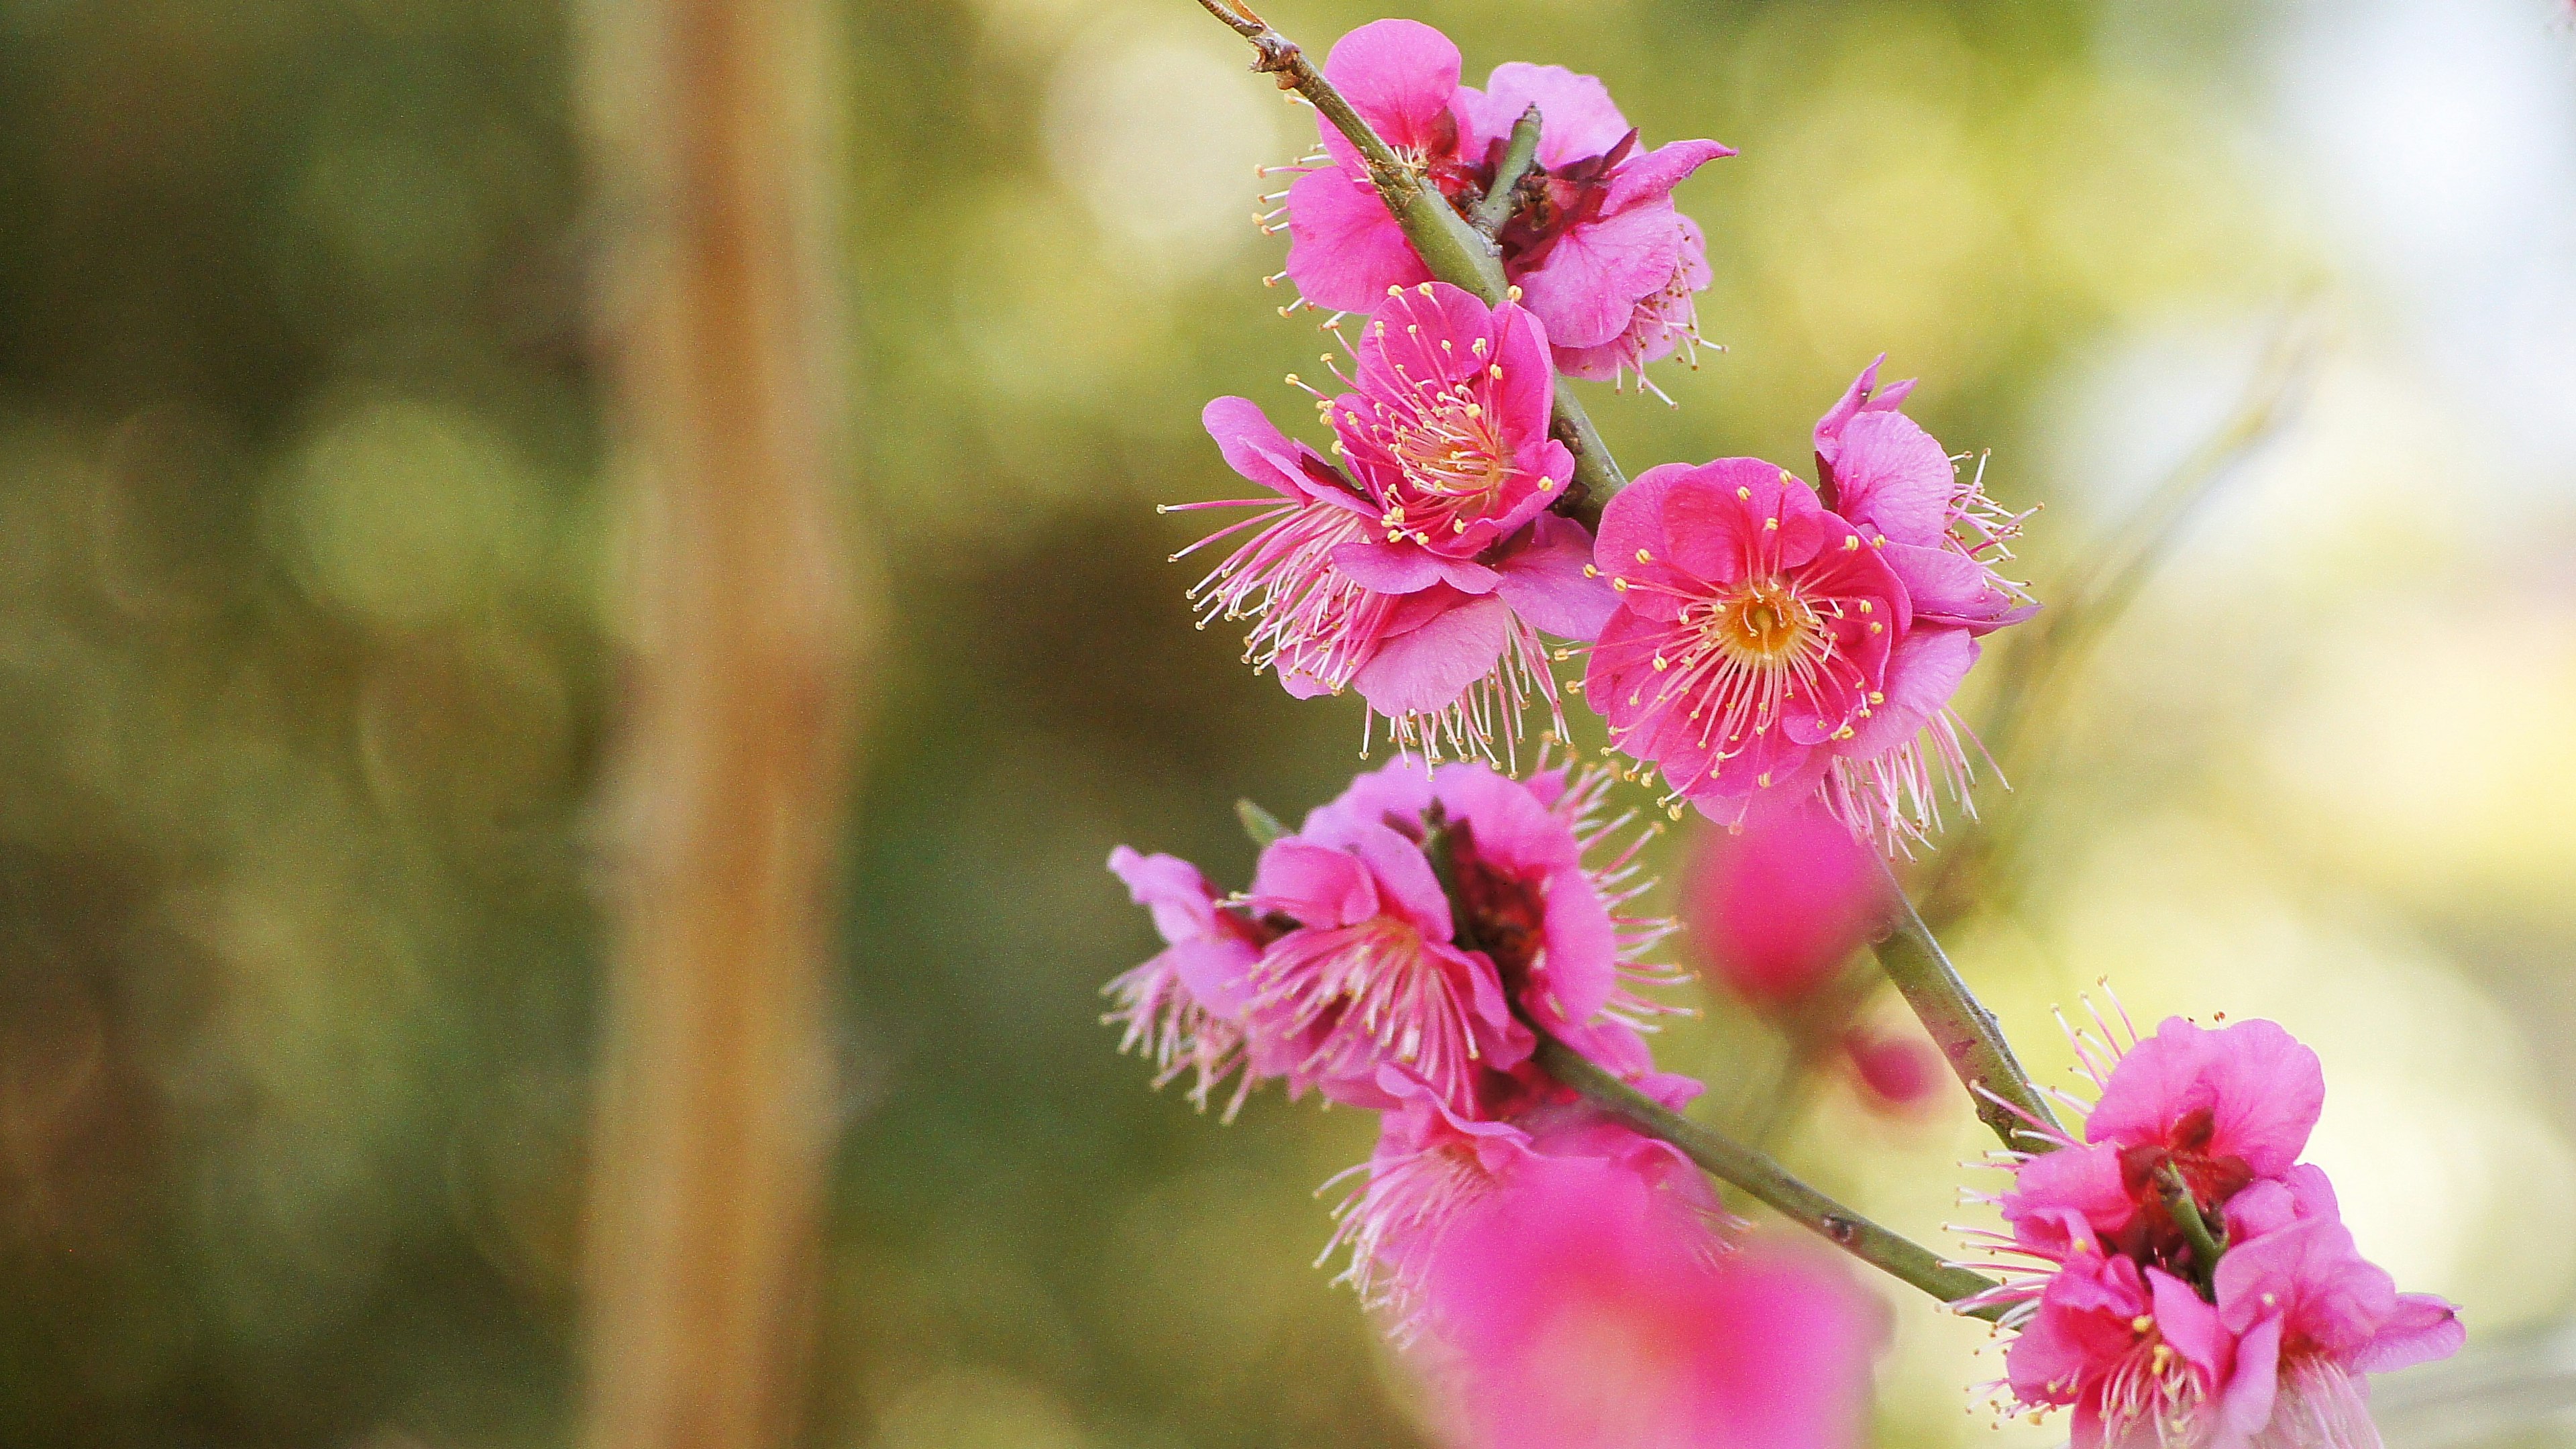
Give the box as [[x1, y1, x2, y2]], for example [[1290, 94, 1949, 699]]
[[1489, 364, 1503, 379], [2131, 1316, 2153, 1334], [1635, 548, 1652, 563], [1758, 772, 1773, 788], [1538, 476, 1556, 492], [1506, 284, 1524, 301], [1417, 282, 1435, 297], [1387, 284, 1403, 297], [1857, 599, 1872, 614], [1581, 564, 1599, 578], [1764, 517, 1780, 530], [1612, 577, 1629, 592], [1843, 535, 1861, 551], [1868, 622, 1884, 635], [1737, 486, 1752, 500]]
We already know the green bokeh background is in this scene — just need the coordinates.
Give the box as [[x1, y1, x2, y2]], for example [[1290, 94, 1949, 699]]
[[4, 1, 2573, 1446]]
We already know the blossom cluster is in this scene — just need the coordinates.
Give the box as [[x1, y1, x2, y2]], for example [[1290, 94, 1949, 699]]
[[1108, 11, 2466, 1448], [1109, 758, 1880, 1447], [1959, 1010, 2463, 1447], [1179, 21, 2029, 841]]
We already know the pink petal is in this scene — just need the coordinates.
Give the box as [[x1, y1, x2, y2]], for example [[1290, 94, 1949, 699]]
[[1839, 627, 1976, 761], [1249, 839, 1380, 926], [1201, 396, 1309, 498], [1830, 409, 1955, 549], [1511, 201, 1684, 349], [1346, 818, 1456, 941], [1604, 138, 1734, 213], [1108, 845, 1221, 944], [1352, 590, 1511, 717], [2353, 1295, 2465, 1375], [1318, 19, 1466, 176], [1475, 62, 1629, 168], [1285, 166, 1428, 315], [1492, 515, 1615, 640], [1813, 356, 1915, 460]]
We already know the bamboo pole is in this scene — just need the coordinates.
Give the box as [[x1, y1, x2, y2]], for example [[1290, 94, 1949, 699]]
[[572, 1, 858, 1446]]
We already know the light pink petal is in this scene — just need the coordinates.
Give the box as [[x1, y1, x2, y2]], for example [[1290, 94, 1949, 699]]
[[1534, 865, 1617, 1024], [1248, 838, 1379, 926], [2353, 1295, 2465, 1375], [1201, 396, 1311, 498], [2005, 1142, 2136, 1235], [1285, 166, 1428, 314], [1108, 845, 1221, 944], [1492, 515, 1615, 640], [1476, 62, 1629, 168], [2089, 1017, 2324, 1178], [1831, 410, 1956, 548], [1347, 818, 1456, 941], [2217, 1313, 2284, 1442], [1352, 590, 1511, 717], [1318, 19, 1466, 176], [1838, 626, 1976, 761], [1511, 201, 1683, 348], [1487, 297, 1558, 440], [1813, 356, 1915, 460], [2149, 1269, 2233, 1385], [1164, 936, 1260, 1020], [1604, 138, 1734, 212], [1330, 538, 1444, 594]]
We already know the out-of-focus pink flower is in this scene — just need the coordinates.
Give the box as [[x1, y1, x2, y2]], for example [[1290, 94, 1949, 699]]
[[1844, 1026, 1944, 1114], [1678, 800, 1891, 1009], [1104, 847, 1270, 1116], [1175, 288, 1615, 762], [1585, 366, 2033, 843], [1957, 1003, 2462, 1448], [1420, 1160, 1880, 1449], [1279, 21, 1731, 388], [1324, 1065, 1716, 1328], [1244, 816, 1532, 1113]]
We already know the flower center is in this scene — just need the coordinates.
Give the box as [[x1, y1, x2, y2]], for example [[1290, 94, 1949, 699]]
[[1393, 410, 1509, 500], [1700, 577, 1820, 664]]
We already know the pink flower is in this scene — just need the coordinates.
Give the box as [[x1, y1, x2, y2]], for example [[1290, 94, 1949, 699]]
[[1297, 755, 1679, 1049], [1323, 1064, 1717, 1328], [1103, 847, 1270, 1116], [1582, 456, 1914, 828], [1460, 65, 1732, 380], [1279, 21, 1731, 387], [1678, 800, 1892, 1010], [1844, 1026, 1945, 1114], [1419, 1159, 1880, 1449], [1243, 816, 1531, 1112], [1957, 1004, 2462, 1448], [1584, 366, 2032, 842], [1177, 287, 1616, 761]]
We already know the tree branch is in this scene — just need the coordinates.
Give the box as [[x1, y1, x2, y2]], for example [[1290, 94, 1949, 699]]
[[1192, 0, 1627, 527], [1472, 105, 1544, 237], [1534, 1038, 2004, 1318], [1870, 855, 2065, 1150]]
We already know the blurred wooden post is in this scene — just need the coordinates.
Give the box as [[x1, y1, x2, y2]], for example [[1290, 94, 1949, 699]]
[[572, 0, 857, 1446]]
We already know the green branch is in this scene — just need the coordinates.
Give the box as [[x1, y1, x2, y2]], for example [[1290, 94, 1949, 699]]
[[1191, 0, 1627, 527], [1472, 105, 1544, 236], [1871, 856, 2065, 1150], [1534, 1038, 2004, 1318]]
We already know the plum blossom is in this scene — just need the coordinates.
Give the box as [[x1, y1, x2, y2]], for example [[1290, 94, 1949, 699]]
[[1678, 799, 1892, 1010], [1175, 284, 1613, 761], [1103, 847, 1270, 1117], [1956, 1005, 2462, 1448], [1419, 1159, 1880, 1449], [1582, 363, 2031, 843], [1103, 757, 1680, 1121], [1277, 20, 1731, 388]]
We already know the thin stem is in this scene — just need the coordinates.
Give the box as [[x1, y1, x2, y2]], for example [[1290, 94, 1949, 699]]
[[1472, 105, 1543, 237], [2159, 1163, 2228, 1293], [1191, 0, 1627, 525], [1870, 855, 2063, 1150], [1534, 1038, 2005, 1318]]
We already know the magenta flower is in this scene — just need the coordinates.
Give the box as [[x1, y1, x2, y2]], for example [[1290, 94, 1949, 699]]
[[1297, 755, 1678, 1047], [1956, 1004, 2462, 1448], [1419, 1159, 1880, 1449], [1176, 286, 1615, 761], [1678, 799, 1892, 1010], [1103, 847, 1270, 1117], [1584, 365, 2033, 842], [1279, 21, 1731, 386], [1244, 816, 1531, 1112]]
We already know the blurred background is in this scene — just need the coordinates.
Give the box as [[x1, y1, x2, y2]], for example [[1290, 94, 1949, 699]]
[[3, 0, 2575, 1445]]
